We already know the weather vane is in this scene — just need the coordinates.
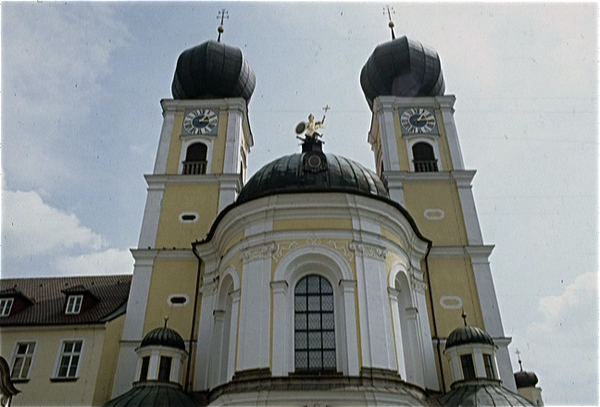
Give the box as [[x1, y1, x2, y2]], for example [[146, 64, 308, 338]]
[[384, 5, 396, 40], [295, 105, 330, 141], [217, 9, 229, 42]]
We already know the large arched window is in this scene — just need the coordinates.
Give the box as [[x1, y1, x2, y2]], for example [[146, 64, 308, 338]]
[[294, 275, 336, 372], [183, 142, 208, 175], [412, 142, 438, 172]]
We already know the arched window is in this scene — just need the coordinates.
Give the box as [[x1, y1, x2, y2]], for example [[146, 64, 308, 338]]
[[183, 143, 208, 175], [294, 275, 335, 372], [412, 142, 438, 172]]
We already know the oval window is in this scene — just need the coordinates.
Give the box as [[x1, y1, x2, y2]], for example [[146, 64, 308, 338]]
[[179, 212, 199, 223], [167, 294, 189, 307]]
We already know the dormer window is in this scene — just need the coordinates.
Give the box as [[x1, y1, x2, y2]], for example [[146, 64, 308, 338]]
[[0, 298, 14, 317], [65, 295, 83, 314]]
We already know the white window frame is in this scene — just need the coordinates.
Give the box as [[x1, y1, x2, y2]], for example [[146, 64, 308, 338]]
[[65, 295, 83, 314], [0, 298, 14, 316], [405, 136, 443, 172], [53, 339, 84, 379], [10, 341, 37, 380], [179, 138, 214, 175]]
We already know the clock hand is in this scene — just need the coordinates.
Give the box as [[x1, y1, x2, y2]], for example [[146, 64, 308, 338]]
[[417, 112, 427, 122]]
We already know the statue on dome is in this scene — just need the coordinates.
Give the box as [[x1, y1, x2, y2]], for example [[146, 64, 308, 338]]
[[295, 105, 330, 141]]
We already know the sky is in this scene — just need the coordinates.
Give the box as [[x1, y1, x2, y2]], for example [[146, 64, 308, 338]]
[[2, 2, 597, 405]]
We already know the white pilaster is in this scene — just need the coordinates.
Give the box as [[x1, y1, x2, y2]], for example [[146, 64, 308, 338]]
[[340, 280, 360, 376], [138, 178, 165, 248], [271, 281, 289, 376], [237, 248, 273, 372], [154, 101, 176, 174], [210, 309, 226, 388], [453, 171, 484, 245], [373, 96, 401, 172], [352, 244, 397, 371], [388, 287, 407, 379], [193, 281, 218, 390], [404, 307, 426, 387], [227, 289, 240, 382], [437, 95, 465, 170], [223, 104, 243, 174], [413, 278, 440, 390]]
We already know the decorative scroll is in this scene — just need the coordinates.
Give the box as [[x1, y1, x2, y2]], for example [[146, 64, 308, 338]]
[[349, 243, 387, 260], [273, 241, 299, 263], [327, 241, 354, 261], [272, 239, 354, 264], [240, 243, 277, 262]]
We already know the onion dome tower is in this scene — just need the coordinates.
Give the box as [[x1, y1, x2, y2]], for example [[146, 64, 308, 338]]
[[438, 314, 533, 406], [104, 323, 197, 407], [514, 354, 544, 406], [360, 35, 445, 109]]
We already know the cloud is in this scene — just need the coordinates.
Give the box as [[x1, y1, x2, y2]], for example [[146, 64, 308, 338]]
[[511, 271, 598, 405], [3, 3, 132, 191], [3, 190, 104, 258], [55, 249, 133, 276]]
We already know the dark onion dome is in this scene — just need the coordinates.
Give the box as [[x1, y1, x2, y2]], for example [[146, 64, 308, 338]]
[[236, 140, 388, 205], [140, 327, 186, 351], [102, 382, 198, 407], [514, 370, 539, 388], [438, 383, 534, 406], [446, 325, 495, 350], [360, 36, 445, 108], [171, 40, 256, 101]]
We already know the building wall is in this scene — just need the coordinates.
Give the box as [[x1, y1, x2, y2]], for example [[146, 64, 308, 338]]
[[1, 325, 107, 406]]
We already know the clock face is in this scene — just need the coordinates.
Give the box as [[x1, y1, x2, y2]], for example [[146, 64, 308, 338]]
[[400, 108, 436, 134], [183, 109, 218, 135]]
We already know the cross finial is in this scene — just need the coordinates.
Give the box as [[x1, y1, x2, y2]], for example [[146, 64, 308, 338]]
[[217, 9, 229, 42], [384, 5, 396, 40], [516, 349, 523, 371], [461, 309, 468, 326]]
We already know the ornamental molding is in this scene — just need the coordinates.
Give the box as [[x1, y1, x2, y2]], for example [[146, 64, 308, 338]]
[[409, 270, 428, 293], [349, 243, 387, 260], [240, 243, 277, 262], [272, 239, 354, 264], [200, 280, 218, 295]]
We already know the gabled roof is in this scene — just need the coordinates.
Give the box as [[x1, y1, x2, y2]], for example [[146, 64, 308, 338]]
[[0, 275, 132, 326]]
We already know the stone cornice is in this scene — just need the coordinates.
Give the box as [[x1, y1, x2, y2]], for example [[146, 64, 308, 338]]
[[145, 173, 242, 189], [383, 170, 476, 185], [428, 245, 494, 259]]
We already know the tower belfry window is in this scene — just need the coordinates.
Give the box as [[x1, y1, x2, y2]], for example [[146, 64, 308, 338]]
[[412, 142, 438, 172], [294, 275, 336, 372], [183, 143, 208, 175]]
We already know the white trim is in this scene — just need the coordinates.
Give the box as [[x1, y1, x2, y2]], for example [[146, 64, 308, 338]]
[[52, 338, 85, 379], [179, 212, 199, 223], [178, 138, 214, 175], [9, 340, 38, 380], [440, 295, 463, 310], [0, 298, 14, 316], [65, 295, 83, 314], [406, 137, 443, 172], [167, 293, 190, 307], [424, 208, 445, 221]]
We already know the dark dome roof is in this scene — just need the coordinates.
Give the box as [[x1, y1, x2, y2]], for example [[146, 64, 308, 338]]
[[514, 370, 539, 388], [102, 383, 197, 407], [141, 327, 186, 351], [446, 325, 495, 350], [172, 40, 255, 101], [438, 383, 534, 406], [360, 36, 445, 108], [236, 141, 389, 205]]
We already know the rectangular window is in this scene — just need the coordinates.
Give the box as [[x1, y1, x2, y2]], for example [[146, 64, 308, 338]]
[[11, 342, 35, 380], [139, 356, 150, 381], [65, 295, 83, 314], [460, 354, 476, 380], [56, 340, 82, 378], [158, 356, 172, 381], [0, 298, 14, 316], [483, 354, 496, 379]]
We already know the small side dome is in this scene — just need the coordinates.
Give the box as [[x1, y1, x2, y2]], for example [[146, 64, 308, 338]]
[[140, 327, 186, 351], [172, 40, 256, 101], [446, 325, 495, 350], [102, 383, 198, 407], [360, 36, 445, 108], [514, 370, 539, 388]]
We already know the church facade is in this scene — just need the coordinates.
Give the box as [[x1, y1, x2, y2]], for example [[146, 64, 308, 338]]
[[1, 27, 541, 407]]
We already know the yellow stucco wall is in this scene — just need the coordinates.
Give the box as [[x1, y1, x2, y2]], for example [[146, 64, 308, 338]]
[[402, 181, 469, 246], [143, 258, 199, 336], [273, 218, 353, 232], [154, 184, 220, 247], [92, 315, 126, 406], [1, 325, 107, 407], [426, 257, 484, 336]]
